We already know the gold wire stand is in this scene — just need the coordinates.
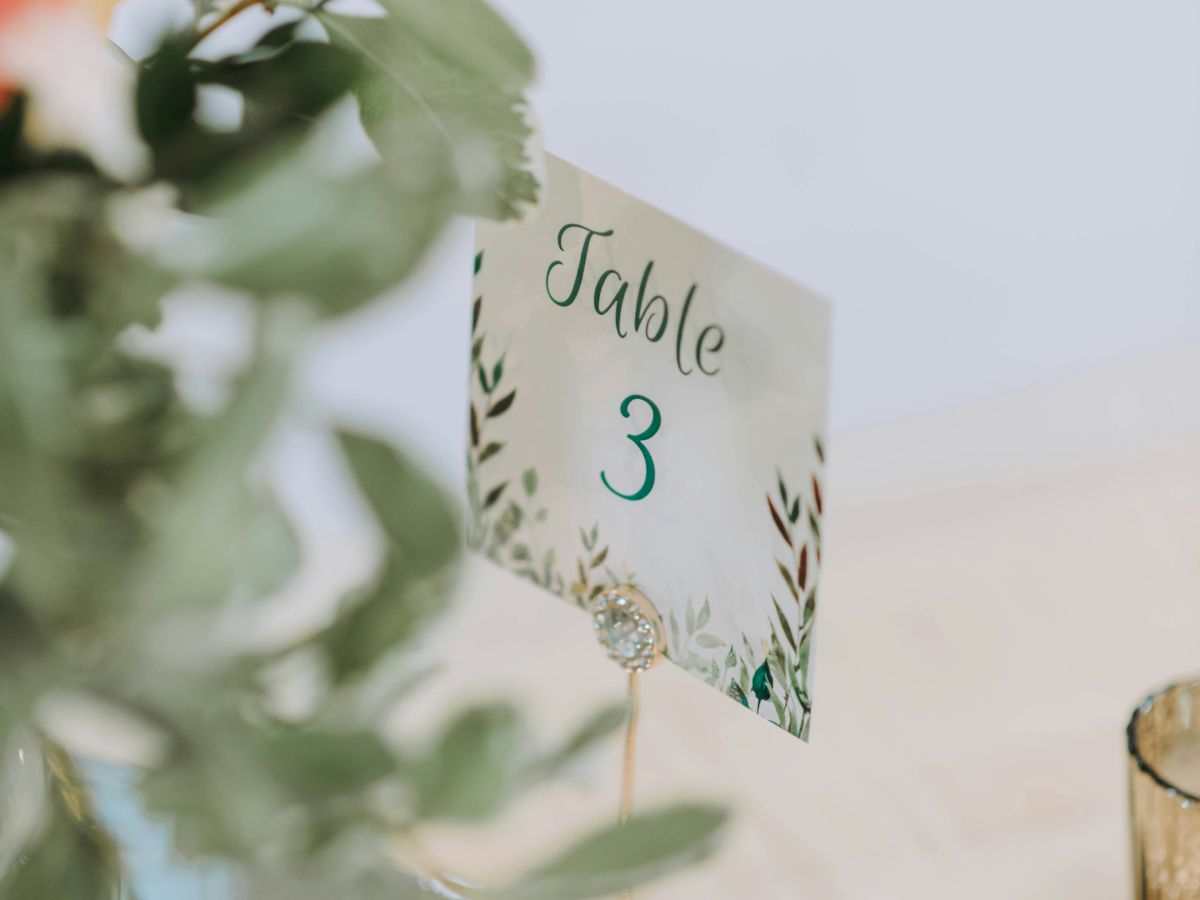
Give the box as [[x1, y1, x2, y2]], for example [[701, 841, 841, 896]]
[[618, 668, 641, 899]]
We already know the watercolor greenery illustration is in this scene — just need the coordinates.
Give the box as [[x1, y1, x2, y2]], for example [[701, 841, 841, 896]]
[[467, 249, 825, 739]]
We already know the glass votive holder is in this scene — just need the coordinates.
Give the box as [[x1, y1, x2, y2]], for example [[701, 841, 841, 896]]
[[1129, 678, 1200, 899]]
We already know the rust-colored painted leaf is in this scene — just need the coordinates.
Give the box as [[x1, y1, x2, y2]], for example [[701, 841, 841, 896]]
[[487, 389, 516, 418], [767, 495, 792, 548], [797, 544, 808, 592], [469, 404, 479, 447], [776, 559, 799, 600], [772, 595, 797, 652], [812, 476, 823, 515]]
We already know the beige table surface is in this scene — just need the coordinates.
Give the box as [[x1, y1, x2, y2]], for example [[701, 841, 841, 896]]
[[381, 341, 1200, 899]]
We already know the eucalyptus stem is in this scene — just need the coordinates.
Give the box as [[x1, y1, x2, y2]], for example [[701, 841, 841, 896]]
[[195, 0, 264, 44]]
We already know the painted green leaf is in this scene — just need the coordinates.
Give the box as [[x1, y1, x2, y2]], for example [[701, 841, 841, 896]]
[[788, 496, 800, 524], [772, 595, 797, 652], [477, 362, 492, 394], [803, 587, 817, 626], [726, 681, 749, 708], [522, 467, 538, 496], [511, 543, 530, 561], [471, 335, 483, 362], [478, 441, 503, 462], [696, 597, 711, 630], [491, 354, 505, 389], [590, 546, 608, 568], [474, 250, 484, 276], [751, 661, 773, 702], [487, 389, 516, 418], [776, 559, 799, 601], [725, 646, 736, 669], [695, 633, 724, 650], [483, 482, 508, 509], [808, 509, 821, 541], [685, 597, 696, 636]]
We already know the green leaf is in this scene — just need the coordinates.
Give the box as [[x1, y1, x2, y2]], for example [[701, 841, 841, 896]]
[[685, 597, 695, 636], [803, 587, 817, 627], [751, 661, 773, 703], [530, 704, 624, 778], [696, 597, 711, 630], [172, 136, 456, 313], [695, 633, 724, 650], [483, 481, 508, 510], [365, 0, 533, 89], [772, 595, 796, 653], [339, 431, 458, 580], [259, 726, 396, 799], [590, 546, 608, 569], [522, 467, 538, 497], [496, 804, 728, 899], [411, 704, 524, 819], [231, 489, 301, 602], [478, 441, 504, 463], [319, 561, 450, 680], [158, 36, 360, 183], [726, 681, 749, 708], [129, 305, 302, 615], [137, 34, 196, 149], [0, 93, 25, 176], [776, 558, 799, 601], [487, 389, 517, 417], [724, 645, 736, 669], [322, 4, 539, 220]]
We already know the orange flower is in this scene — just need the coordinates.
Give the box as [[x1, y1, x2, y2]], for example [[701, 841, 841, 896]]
[[0, 0, 147, 179]]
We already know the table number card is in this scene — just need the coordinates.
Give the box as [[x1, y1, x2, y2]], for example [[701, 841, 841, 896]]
[[467, 154, 830, 740]]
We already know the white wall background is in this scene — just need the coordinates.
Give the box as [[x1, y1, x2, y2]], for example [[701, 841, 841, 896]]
[[485, 0, 1200, 431]]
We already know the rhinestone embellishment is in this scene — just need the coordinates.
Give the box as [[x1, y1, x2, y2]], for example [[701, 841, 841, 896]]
[[591, 586, 663, 671]]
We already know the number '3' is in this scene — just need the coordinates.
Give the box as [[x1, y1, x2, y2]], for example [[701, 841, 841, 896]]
[[601, 393, 661, 501]]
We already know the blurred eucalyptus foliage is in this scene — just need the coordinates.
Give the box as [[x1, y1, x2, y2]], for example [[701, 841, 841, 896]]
[[0, 0, 726, 896]]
